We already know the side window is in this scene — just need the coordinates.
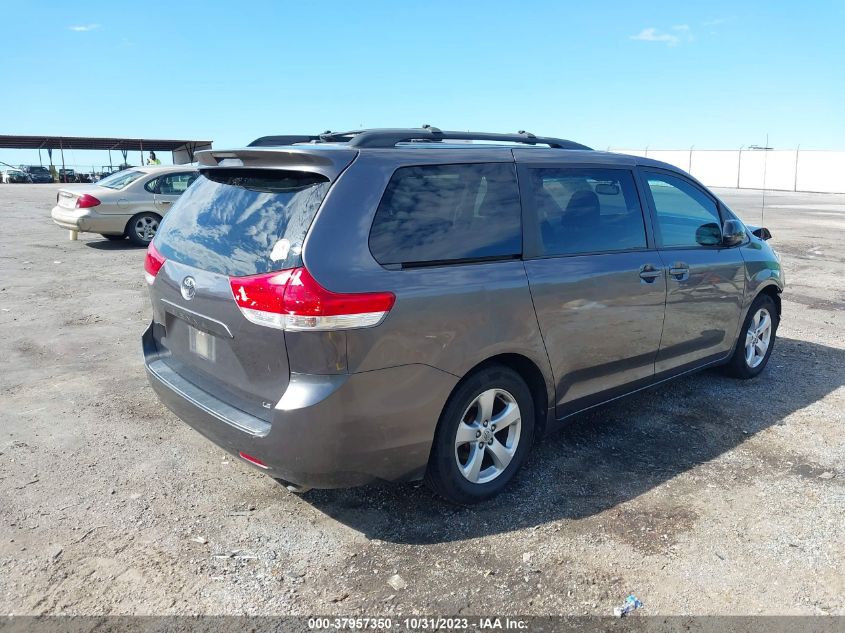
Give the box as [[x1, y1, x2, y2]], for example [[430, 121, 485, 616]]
[[158, 172, 198, 196], [144, 177, 160, 193], [644, 171, 722, 248], [369, 163, 521, 266], [526, 167, 647, 256]]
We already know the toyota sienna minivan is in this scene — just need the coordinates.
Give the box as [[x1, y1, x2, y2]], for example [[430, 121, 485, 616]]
[[143, 128, 784, 504]]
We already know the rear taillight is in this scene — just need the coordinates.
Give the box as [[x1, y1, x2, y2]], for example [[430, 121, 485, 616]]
[[76, 194, 100, 208], [229, 267, 395, 331], [144, 242, 166, 285]]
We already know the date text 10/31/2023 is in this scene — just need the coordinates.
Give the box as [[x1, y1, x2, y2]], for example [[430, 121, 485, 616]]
[[307, 617, 530, 631]]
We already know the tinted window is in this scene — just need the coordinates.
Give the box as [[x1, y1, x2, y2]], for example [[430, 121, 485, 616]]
[[644, 172, 722, 247], [154, 169, 330, 276], [369, 163, 521, 266], [527, 168, 647, 256]]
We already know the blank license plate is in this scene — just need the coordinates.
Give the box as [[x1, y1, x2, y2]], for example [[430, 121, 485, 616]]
[[188, 326, 216, 361]]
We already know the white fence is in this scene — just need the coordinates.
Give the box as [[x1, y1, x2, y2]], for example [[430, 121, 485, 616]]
[[611, 148, 845, 194]]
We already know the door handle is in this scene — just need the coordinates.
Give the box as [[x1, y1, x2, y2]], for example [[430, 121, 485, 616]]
[[668, 262, 690, 281], [639, 264, 662, 283], [159, 200, 172, 205]]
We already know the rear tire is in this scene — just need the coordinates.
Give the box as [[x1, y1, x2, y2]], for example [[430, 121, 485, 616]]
[[723, 293, 779, 379], [126, 212, 161, 246], [425, 364, 534, 504]]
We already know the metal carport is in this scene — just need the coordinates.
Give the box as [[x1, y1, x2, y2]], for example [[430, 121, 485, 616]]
[[0, 135, 212, 174]]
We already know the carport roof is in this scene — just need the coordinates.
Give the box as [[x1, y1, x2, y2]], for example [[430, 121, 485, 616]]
[[0, 135, 212, 152]]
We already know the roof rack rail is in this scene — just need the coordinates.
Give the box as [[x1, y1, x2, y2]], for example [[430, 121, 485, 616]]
[[320, 127, 591, 150], [248, 128, 592, 150]]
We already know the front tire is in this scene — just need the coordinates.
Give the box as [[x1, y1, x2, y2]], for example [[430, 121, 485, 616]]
[[425, 364, 535, 504], [126, 212, 161, 246], [723, 294, 779, 379]]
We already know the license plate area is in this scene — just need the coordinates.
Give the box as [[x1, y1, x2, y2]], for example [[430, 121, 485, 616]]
[[188, 326, 216, 362]]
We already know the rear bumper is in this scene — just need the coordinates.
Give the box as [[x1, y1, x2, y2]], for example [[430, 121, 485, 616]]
[[51, 205, 128, 234], [143, 323, 458, 488]]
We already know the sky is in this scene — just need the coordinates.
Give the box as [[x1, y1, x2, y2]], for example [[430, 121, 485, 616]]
[[1, 0, 843, 167]]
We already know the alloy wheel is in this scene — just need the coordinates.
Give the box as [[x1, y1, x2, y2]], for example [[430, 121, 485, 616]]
[[454, 388, 522, 484], [745, 307, 772, 368], [135, 216, 159, 242]]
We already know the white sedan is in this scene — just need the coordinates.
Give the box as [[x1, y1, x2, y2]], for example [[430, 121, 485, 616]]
[[50, 165, 199, 245]]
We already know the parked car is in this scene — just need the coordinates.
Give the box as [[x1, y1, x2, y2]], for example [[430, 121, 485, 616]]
[[19, 165, 53, 183], [50, 165, 199, 245], [93, 167, 120, 182], [142, 128, 784, 504], [1, 167, 32, 183], [59, 168, 78, 183]]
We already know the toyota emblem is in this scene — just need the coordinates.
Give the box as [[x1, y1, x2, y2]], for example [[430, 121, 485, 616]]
[[181, 276, 196, 300]]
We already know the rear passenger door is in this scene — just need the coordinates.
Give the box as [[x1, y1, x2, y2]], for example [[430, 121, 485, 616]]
[[153, 172, 199, 214], [638, 169, 745, 373], [518, 162, 667, 417]]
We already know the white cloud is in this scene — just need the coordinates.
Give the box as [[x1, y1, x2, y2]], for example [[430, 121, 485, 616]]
[[703, 17, 730, 26], [69, 24, 100, 32], [630, 27, 680, 46], [672, 24, 691, 31]]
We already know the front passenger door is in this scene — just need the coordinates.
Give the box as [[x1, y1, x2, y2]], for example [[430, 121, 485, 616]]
[[639, 169, 746, 374]]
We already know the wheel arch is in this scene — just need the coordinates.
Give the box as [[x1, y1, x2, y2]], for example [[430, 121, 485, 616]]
[[124, 209, 162, 232], [453, 353, 553, 439], [757, 283, 782, 317]]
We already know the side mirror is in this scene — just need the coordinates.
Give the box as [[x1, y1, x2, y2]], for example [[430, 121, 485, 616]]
[[751, 226, 772, 241], [722, 219, 746, 246], [695, 222, 722, 246]]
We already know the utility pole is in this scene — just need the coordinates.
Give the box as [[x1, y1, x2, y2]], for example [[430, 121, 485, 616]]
[[761, 134, 769, 225]]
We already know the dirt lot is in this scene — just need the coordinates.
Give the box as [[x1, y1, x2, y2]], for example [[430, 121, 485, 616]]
[[1, 183, 843, 616]]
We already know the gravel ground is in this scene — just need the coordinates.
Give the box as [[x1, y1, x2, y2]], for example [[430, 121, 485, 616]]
[[0, 184, 843, 616]]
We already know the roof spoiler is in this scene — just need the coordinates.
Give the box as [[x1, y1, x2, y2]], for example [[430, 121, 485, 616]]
[[248, 135, 323, 147], [195, 147, 357, 180]]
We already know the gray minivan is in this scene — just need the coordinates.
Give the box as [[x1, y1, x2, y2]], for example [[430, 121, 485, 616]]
[[143, 128, 784, 504]]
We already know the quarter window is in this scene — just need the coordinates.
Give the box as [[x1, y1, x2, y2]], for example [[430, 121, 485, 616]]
[[369, 163, 521, 266], [526, 168, 647, 256], [644, 172, 722, 247]]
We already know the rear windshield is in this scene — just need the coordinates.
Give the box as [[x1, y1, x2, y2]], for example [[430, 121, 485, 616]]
[[97, 170, 145, 189], [153, 169, 330, 276]]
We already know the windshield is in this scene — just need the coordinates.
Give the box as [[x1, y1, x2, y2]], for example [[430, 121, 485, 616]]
[[28, 166, 50, 174], [97, 170, 146, 190]]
